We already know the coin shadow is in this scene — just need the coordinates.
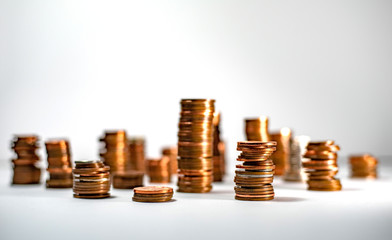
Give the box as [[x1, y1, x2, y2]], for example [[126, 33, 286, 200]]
[[273, 196, 306, 202]]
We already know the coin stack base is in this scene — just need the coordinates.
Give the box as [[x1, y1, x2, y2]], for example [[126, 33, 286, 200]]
[[112, 171, 144, 189], [132, 186, 173, 202]]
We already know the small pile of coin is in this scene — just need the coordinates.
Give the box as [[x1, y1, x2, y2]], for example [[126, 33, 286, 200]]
[[350, 154, 378, 179], [213, 112, 225, 182], [162, 147, 178, 175], [302, 141, 342, 191], [112, 170, 144, 189], [245, 116, 270, 141], [234, 141, 277, 201], [177, 99, 215, 193], [45, 139, 73, 188], [270, 128, 291, 176], [146, 157, 171, 183], [73, 160, 111, 199], [284, 136, 310, 182], [99, 130, 130, 172], [129, 137, 146, 172], [11, 135, 41, 184], [132, 186, 173, 202]]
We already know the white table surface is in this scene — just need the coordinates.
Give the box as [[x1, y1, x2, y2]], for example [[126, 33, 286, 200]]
[[1, 157, 392, 240]]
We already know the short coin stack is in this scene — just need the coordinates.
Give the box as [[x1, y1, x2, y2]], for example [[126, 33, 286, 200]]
[[99, 130, 130, 172], [245, 116, 270, 141], [146, 157, 171, 183], [162, 147, 178, 175], [45, 139, 73, 188], [302, 141, 342, 191], [112, 171, 144, 189], [284, 136, 310, 182], [73, 160, 111, 199], [177, 99, 215, 193], [11, 135, 41, 184], [129, 137, 146, 172], [350, 154, 378, 179], [234, 141, 277, 201], [132, 186, 173, 203]]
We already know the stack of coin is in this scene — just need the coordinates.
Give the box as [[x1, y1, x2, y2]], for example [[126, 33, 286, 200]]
[[45, 139, 73, 188], [129, 137, 146, 172], [302, 141, 342, 191], [11, 135, 41, 184], [132, 186, 173, 202], [99, 130, 130, 172], [162, 147, 178, 175], [112, 171, 144, 189], [245, 116, 270, 141], [350, 154, 378, 179], [270, 128, 291, 176], [146, 157, 171, 183], [213, 112, 226, 182], [284, 136, 310, 181], [73, 160, 111, 199], [234, 141, 277, 201], [177, 99, 215, 193]]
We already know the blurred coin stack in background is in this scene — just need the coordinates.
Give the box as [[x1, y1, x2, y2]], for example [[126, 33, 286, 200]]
[[177, 99, 215, 193], [73, 160, 111, 199], [11, 135, 41, 184], [212, 112, 226, 182], [99, 130, 130, 173], [302, 141, 342, 191], [270, 128, 292, 176], [162, 147, 178, 175], [112, 171, 144, 189], [350, 154, 378, 179], [129, 137, 145, 172], [284, 136, 310, 181], [146, 157, 171, 183], [45, 139, 73, 188], [132, 186, 173, 203], [245, 116, 270, 141], [234, 141, 277, 201]]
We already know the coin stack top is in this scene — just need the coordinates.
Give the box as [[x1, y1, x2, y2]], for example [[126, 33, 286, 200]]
[[99, 130, 130, 172], [45, 139, 73, 188], [162, 147, 178, 175], [302, 141, 342, 191], [73, 160, 111, 199], [245, 116, 270, 141], [11, 135, 41, 184], [112, 170, 144, 189], [350, 154, 378, 179], [129, 137, 146, 172], [147, 157, 171, 183], [177, 99, 215, 193], [132, 186, 173, 202], [234, 141, 277, 201], [213, 112, 226, 182]]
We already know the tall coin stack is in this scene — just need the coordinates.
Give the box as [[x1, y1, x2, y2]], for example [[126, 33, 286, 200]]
[[73, 160, 111, 199], [234, 141, 277, 201], [146, 157, 171, 183], [302, 141, 342, 191], [99, 130, 130, 172], [349, 154, 378, 179], [284, 136, 310, 182], [11, 135, 41, 184], [129, 137, 146, 172], [162, 147, 178, 175], [212, 112, 225, 182], [45, 139, 73, 188], [177, 99, 215, 193], [245, 116, 270, 141], [270, 128, 292, 176]]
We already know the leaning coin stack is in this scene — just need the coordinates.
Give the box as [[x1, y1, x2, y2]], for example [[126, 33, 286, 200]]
[[234, 141, 277, 201], [162, 147, 178, 175], [284, 136, 310, 182], [11, 135, 41, 184], [146, 157, 171, 183], [129, 137, 146, 172], [112, 171, 144, 189], [132, 186, 173, 203], [99, 130, 130, 172], [213, 112, 225, 182], [302, 141, 342, 191], [245, 116, 270, 141], [270, 128, 292, 176], [73, 160, 111, 199], [177, 99, 215, 193], [45, 139, 73, 188], [350, 154, 378, 179]]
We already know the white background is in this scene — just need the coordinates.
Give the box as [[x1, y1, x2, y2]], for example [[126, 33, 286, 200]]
[[1, 0, 392, 165]]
